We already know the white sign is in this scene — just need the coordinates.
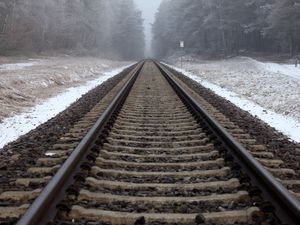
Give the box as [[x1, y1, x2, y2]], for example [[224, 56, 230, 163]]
[[180, 41, 184, 48]]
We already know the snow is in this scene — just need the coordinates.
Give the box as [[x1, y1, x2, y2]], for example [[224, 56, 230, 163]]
[[0, 64, 132, 149], [45, 152, 56, 156], [257, 61, 300, 80], [0, 62, 36, 70], [0, 57, 131, 121], [165, 62, 300, 143], [168, 56, 300, 122]]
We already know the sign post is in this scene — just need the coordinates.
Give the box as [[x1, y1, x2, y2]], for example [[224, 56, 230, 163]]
[[180, 41, 184, 48], [180, 41, 184, 69]]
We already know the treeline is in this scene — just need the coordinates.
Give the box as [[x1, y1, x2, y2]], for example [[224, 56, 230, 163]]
[[152, 0, 300, 59], [0, 0, 145, 59]]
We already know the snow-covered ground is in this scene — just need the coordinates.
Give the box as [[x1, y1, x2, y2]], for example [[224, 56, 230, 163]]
[[1, 55, 299, 149], [259, 61, 300, 80], [168, 56, 300, 142], [0, 65, 132, 149], [0, 62, 36, 70], [0, 56, 131, 120], [0, 56, 132, 149]]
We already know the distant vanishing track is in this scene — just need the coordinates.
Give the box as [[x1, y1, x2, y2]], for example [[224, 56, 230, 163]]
[[0, 60, 300, 225]]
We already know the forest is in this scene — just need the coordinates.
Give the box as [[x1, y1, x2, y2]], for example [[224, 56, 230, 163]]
[[152, 0, 300, 59], [1, 0, 300, 60], [0, 0, 145, 60]]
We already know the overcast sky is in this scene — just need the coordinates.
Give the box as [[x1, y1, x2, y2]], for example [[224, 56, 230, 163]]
[[134, 0, 162, 57]]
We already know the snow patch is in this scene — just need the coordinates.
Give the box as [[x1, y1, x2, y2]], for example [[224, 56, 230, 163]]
[[45, 152, 57, 156], [257, 61, 300, 80], [165, 63, 300, 143], [0, 62, 36, 70], [0, 64, 133, 149]]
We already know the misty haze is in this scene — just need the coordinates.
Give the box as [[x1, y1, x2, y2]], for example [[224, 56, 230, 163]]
[[1, 1, 300, 225]]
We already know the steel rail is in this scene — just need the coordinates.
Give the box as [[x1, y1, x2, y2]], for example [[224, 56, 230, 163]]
[[155, 61, 300, 225], [16, 61, 145, 225]]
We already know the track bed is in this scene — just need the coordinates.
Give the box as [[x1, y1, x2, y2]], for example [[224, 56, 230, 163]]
[[0, 61, 299, 225]]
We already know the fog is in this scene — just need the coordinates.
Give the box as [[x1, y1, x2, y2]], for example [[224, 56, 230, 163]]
[[2, 0, 299, 60], [134, 0, 162, 57], [0, 0, 145, 60]]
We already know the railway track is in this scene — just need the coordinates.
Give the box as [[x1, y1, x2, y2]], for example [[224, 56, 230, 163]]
[[0, 60, 300, 225]]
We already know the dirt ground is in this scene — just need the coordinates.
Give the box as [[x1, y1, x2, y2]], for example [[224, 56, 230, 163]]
[[0, 56, 130, 121]]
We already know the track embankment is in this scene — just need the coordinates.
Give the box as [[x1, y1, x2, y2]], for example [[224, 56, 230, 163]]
[[0, 60, 299, 225]]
